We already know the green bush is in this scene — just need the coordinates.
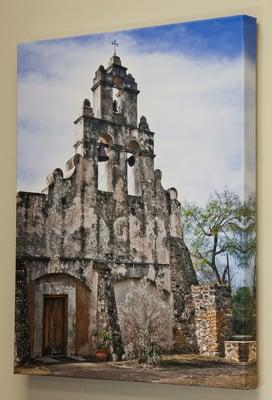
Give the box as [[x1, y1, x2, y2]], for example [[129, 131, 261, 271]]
[[232, 287, 254, 335]]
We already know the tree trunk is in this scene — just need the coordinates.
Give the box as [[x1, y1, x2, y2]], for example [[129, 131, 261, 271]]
[[211, 234, 222, 284]]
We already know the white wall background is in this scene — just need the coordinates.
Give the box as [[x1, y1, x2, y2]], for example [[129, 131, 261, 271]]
[[0, 0, 271, 399]]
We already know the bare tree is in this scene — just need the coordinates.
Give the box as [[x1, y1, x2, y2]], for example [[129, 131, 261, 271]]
[[118, 279, 173, 364]]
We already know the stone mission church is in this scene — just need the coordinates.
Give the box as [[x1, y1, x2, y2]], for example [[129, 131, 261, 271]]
[[15, 50, 232, 364]]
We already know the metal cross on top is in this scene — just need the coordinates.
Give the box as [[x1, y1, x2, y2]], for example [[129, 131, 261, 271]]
[[112, 40, 118, 56]]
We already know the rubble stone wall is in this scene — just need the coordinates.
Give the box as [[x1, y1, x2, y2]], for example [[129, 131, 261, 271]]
[[192, 284, 232, 357], [225, 340, 256, 363], [15, 270, 30, 366]]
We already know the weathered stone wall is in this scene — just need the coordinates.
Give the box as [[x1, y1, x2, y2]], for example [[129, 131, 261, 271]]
[[96, 265, 124, 360], [249, 340, 257, 363], [224, 340, 256, 363], [191, 284, 232, 357], [15, 269, 30, 366], [170, 238, 198, 353], [16, 192, 48, 257], [16, 151, 184, 294]]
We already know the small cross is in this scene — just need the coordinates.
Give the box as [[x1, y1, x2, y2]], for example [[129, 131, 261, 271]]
[[112, 40, 118, 56]]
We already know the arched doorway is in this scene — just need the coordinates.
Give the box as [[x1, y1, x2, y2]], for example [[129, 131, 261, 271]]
[[29, 273, 92, 358]]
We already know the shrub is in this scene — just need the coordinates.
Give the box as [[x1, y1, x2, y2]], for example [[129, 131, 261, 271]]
[[118, 279, 173, 364]]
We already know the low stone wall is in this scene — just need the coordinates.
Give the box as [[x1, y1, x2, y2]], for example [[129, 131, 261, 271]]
[[225, 340, 256, 363], [191, 284, 232, 357]]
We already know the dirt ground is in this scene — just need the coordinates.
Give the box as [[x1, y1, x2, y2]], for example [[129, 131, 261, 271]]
[[15, 354, 257, 390]]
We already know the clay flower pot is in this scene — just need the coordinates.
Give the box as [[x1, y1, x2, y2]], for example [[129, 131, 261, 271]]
[[95, 349, 109, 362]]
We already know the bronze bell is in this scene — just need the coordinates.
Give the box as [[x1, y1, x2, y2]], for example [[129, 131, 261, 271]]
[[127, 155, 135, 167], [97, 143, 109, 162]]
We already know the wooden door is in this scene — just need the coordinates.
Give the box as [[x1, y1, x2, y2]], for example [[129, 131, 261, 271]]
[[43, 295, 67, 356]]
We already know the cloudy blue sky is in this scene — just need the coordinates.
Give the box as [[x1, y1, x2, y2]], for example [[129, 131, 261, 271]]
[[17, 15, 256, 206]]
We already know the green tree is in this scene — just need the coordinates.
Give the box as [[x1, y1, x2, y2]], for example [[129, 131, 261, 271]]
[[182, 189, 242, 285], [227, 194, 256, 292], [232, 287, 254, 335]]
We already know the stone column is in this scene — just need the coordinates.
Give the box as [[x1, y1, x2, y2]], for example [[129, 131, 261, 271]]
[[191, 284, 232, 357]]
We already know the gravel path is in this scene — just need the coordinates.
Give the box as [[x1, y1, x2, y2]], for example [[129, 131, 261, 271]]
[[15, 355, 257, 389]]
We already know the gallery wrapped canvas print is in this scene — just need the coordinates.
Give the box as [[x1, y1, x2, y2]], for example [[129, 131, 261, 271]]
[[15, 15, 257, 389]]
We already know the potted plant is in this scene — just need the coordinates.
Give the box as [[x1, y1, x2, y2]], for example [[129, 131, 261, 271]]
[[94, 330, 112, 362]]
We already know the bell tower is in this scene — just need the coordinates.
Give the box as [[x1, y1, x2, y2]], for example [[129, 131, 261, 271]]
[[73, 44, 155, 199], [91, 45, 139, 127]]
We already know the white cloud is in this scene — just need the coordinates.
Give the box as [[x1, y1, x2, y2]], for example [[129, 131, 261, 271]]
[[17, 34, 255, 205]]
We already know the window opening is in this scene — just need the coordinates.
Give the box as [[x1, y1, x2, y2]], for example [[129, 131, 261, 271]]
[[112, 87, 121, 113], [97, 134, 113, 192], [127, 140, 141, 196]]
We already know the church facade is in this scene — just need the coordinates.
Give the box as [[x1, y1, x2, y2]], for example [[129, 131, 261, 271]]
[[15, 53, 231, 364]]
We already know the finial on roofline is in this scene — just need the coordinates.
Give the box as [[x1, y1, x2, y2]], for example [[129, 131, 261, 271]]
[[112, 40, 118, 56]]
